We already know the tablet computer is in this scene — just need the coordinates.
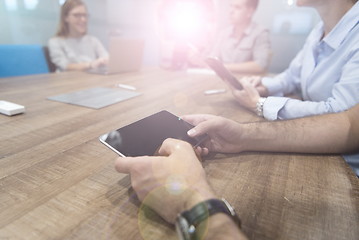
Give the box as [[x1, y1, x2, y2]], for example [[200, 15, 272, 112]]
[[205, 57, 243, 90], [99, 110, 207, 157]]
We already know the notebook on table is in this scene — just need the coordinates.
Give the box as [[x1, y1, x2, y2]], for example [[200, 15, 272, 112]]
[[47, 87, 141, 109]]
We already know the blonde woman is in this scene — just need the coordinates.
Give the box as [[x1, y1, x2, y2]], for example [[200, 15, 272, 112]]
[[48, 0, 108, 71]]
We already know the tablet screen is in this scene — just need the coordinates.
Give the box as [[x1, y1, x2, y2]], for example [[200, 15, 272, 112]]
[[205, 57, 243, 90], [99, 110, 206, 157]]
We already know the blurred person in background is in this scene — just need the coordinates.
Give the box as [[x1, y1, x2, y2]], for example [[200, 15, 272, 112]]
[[210, 0, 270, 74], [189, 0, 271, 74], [48, 0, 108, 71]]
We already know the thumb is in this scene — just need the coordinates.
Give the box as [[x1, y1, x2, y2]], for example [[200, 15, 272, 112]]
[[157, 138, 193, 157], [187, 119, 218, 137], [115, 157, 136, 174]]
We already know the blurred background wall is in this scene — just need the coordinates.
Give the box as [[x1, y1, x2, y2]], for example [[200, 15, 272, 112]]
[[0, 0, 319, 73]]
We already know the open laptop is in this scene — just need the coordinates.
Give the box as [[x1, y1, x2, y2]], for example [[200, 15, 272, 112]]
[[88, 38, 145, 75]]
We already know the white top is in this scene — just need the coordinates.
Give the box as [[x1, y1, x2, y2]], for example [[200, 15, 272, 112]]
[[48, 35, 108, 71]]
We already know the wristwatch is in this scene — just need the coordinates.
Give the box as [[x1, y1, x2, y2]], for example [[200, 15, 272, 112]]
[[175, 198, 241, 240], [256, 97, 267, 117]]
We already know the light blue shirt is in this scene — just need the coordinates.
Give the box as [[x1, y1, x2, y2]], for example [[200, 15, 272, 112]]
[[262, 3, 359, 177], [261, 2, 359, 120], [344, 153, 359, 177]]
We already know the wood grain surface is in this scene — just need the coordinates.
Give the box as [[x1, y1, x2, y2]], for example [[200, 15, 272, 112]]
[[0, 69, 358, 240]]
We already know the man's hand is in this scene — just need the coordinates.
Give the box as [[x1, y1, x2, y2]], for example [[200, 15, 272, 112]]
[[182, 114, 245, 155], [114, 138, 215, 223]]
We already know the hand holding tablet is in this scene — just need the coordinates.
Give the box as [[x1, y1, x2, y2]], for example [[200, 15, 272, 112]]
[[99, 110, 207, 157], [204, 57, 243, 90]]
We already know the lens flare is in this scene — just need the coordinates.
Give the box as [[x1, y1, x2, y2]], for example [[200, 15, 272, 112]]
[[169, 2, 203, 39], [161, 1, 208, 41], [287, 0, 295, 6]]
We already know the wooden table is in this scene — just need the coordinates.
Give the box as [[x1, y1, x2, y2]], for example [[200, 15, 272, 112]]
[[0, 69, 358, 240]]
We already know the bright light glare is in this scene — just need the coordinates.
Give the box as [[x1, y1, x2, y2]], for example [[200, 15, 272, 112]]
[[287, 0, 295, 6], [59, 0, 66, 5], [5, 0, 18, 11], [24, 0, 39, 10], [169, 2, 203, 39]]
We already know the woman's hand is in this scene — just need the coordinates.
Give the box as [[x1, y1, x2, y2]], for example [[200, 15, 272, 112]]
[[89, 57, 109, 69], [230, 77, 261, 113], [247, 76, 269, 96]]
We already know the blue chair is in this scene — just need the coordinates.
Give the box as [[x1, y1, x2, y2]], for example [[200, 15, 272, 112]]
[[0, 45, 49, 77]]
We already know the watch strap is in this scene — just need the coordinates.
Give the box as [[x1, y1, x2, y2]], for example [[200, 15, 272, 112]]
[[181, 198, 241, 229]]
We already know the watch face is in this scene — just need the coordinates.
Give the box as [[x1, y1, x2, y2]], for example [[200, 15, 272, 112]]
[[175, 216, 191, 240]]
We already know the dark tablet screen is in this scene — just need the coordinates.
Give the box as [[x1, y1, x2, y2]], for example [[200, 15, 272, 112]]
[[99, 110, 206, 157]]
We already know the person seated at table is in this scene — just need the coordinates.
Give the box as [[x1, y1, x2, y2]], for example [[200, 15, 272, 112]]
[[231, 0, 359, 120], [189, 0, 271, 74], [157, 0, 216, 70], [115, 104, 359, 240], [48, 0, 108, 71]]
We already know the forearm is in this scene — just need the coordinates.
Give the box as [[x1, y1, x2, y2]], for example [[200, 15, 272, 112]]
[[240, 109, 358, 154], [66, 62, 91, 71], [346, 105, 359, 150], [225, 62, 266, 75]]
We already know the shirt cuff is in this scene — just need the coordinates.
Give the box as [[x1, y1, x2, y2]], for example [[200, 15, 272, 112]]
[[343, 153, 359, 177], [263, 96, 290, 120], [262, 77, 284, 97]]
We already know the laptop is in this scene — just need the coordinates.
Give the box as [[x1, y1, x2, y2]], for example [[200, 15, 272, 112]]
[[88, 38, 145, 75]]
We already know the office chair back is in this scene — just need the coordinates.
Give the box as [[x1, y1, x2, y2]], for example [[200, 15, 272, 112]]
[[43, 46, 57, 73], [0, 45, 49, 77]]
